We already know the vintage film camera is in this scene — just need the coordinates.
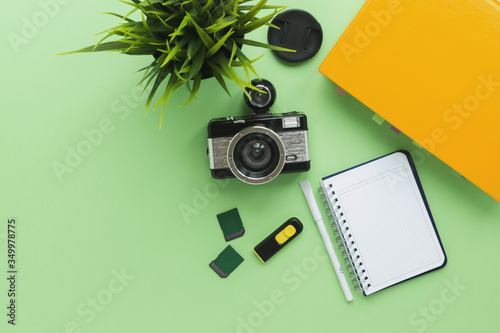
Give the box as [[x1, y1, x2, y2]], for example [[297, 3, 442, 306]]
[[208, 79, 310, 185]]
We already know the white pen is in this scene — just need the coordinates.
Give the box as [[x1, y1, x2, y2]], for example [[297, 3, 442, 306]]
[[299, 180, 354, 302]]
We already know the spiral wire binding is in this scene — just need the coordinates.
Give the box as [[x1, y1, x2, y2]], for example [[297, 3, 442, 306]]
[[318, 184, 372, 293]]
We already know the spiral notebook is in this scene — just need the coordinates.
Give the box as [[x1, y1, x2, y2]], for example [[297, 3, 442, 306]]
[[320, 151, 446, 296]]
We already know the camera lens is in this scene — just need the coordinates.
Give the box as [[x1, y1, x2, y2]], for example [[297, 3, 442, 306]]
[[227, 126, 286, 185], [234, 133, 280, 181], [248, 85, 272, 108], [241, 139, 272, 170]]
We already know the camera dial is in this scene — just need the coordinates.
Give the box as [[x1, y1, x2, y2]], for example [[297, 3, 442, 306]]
[[244, 79, 276, 113], [248, 84, 272, 109]]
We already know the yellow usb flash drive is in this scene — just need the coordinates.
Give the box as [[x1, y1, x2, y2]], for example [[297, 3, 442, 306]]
[[254, 218, 303, 262]]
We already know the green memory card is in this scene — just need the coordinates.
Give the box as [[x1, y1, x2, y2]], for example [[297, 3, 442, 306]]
[[209, 245, 244, 278], [217, 208, 245, 241]]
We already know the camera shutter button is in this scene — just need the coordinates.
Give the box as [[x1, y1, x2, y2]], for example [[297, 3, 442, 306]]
[[286, 155, 298, 161]]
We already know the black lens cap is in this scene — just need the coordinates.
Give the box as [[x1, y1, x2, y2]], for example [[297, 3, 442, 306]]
[[268, 9, 323, 62]]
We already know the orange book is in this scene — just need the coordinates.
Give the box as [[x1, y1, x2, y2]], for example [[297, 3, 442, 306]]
[[320, 0, 500, 202]]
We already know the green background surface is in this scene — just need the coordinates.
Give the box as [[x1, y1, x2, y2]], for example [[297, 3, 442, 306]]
[[2, 0, 500, 332]]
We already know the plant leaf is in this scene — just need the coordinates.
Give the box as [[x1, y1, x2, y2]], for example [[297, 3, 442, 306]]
[[169, 15, 188, 41], [58, 41, 133, 55], [228, 41, 237, 67], [236, 0, 267, 26], [234, 48, 259, 81], [181, 72, 202, 106], [155, 74, 185, 129], [234, 38, 295, 52], [205, 17, 236, 34], [199, 0, 214, 16], [187, 38, 203, 59], [146, 70, 168, 112], [210, 68, 231, 96], [159, 35, 190, 67], [206, 28, 233, 58], [185, 12, 215, 48], [103, 12, 135, 23], [187, 47, 206, 79], [236, 8, 286, 35]]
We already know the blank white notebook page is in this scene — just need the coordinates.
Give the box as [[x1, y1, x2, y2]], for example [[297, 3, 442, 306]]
[[322, 152, 445, 295]]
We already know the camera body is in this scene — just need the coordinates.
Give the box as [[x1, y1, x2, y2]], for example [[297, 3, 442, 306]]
[[207, 79, 310, 185]]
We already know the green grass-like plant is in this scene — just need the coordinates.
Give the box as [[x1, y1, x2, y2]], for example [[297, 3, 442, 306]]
[[61, 0, 293, 128]]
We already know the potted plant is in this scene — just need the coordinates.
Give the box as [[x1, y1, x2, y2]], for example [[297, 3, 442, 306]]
[[61, 0, 292, 128]]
